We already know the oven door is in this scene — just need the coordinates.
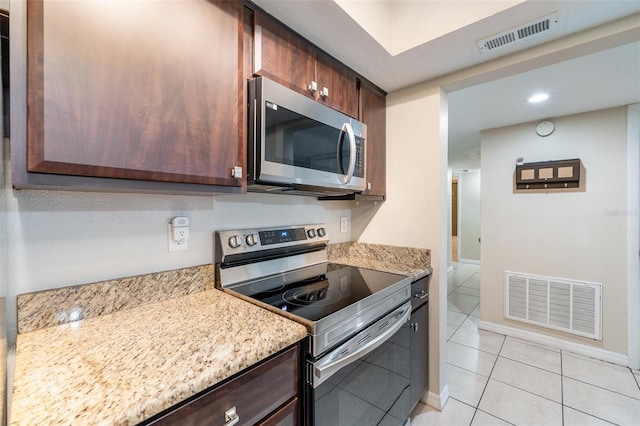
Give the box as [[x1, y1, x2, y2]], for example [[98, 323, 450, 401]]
[[306, 302, 411, 426]]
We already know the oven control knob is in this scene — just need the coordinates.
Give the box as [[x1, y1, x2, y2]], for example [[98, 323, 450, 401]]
[[228, 235, 242, 248], [246, 234, 258, 246], [317, 227, 326, 237], [307, 229, 316, 238]]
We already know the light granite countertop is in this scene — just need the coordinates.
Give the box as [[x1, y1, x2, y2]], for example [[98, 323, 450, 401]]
[[11, 289, 307, 426], [328, 242, 432, 282]]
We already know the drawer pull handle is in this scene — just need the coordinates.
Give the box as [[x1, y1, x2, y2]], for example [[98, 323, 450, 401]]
[[225, 407, 240, 426], [413, 290, 428, 300]]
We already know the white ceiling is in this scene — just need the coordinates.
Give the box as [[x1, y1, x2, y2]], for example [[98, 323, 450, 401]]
[[448, 40, 640, 171], [253, 0, 640, 171]]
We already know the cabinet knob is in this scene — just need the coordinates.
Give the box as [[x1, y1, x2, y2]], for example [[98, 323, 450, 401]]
[[410, 323, 419, 332], [320, 86, 329, 98], [224, 407, 240, 426], [308, 80, 318, 93]]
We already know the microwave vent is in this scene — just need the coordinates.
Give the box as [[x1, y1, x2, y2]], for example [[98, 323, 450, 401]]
[[477, 13, 558, 53]]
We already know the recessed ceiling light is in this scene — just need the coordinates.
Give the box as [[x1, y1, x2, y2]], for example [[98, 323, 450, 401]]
[[528, 93, 549, 103]]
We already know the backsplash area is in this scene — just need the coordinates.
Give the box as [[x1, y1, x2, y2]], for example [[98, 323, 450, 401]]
[[16, 264, 214, 334], [16, 242, 430, 335], [328, 242, 431, 281]]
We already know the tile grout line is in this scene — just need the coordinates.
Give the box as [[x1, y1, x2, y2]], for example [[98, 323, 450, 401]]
[[468, 333, 506, 424], [560, 350, 636, 425], [633, 368, 640, 391], [562, 374, 640, 402], [497, 354, 560, 375], [446, 264, 483, 425], [560, 350, 565, 425]]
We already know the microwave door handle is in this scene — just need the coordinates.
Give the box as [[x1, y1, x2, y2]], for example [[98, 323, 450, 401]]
[[338, 122, 356, 184], [311, 303, 411, 388], [336, 126, 345, 176]]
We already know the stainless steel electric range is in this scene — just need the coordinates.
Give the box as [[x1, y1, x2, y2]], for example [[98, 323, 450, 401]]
[[215, 224, 412, 426]]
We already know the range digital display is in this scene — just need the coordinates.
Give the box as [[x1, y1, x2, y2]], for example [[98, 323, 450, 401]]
[[259, 228, 307, 245]]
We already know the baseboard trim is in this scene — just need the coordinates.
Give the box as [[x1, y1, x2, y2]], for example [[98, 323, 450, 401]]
[[423, 384, 449, 411], [479, 320, 629, 367], [458, 258, 481, 265]]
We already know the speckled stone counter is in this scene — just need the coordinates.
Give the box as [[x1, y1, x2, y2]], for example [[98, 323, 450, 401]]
[[11, 289, 307, 426], [17, 264, 215, 334], [328, 242, 432, 281]]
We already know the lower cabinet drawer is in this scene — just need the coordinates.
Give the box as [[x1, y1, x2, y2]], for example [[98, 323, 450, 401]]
[[148, 345, 299, 425], [257, 397, 299, 426]]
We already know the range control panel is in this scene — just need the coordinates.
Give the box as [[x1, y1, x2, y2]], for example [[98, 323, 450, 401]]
[[216, 224, 329, 260]]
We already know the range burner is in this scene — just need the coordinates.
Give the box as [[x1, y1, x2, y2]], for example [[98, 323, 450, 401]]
[[283, 284, 341, 307]]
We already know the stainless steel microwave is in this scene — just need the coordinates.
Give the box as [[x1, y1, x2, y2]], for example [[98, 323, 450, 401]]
[[247, 77, 367, 197]]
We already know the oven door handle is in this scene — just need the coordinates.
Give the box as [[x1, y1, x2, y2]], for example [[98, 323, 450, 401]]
[[312, 302, 411, 388]]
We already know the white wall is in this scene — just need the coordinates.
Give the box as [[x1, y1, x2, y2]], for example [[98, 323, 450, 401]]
[[458, 170, 481, 261], [627, 103, 640, 369], [335, 0, 523, 55], [353, 82, 449, 409], [480, 106, 629, 355]]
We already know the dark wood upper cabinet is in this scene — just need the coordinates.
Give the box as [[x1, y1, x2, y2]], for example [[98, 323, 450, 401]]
[[315, 51, 358, 119], [253, 11, 316, 97], [253, 11, 358, 118], [26, 0, 245, 189], [359, 80, 386, 198]]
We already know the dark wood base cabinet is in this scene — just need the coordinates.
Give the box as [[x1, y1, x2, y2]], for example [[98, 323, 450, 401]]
[[145, 344, 300, 426], [410, 276, 430, 410]]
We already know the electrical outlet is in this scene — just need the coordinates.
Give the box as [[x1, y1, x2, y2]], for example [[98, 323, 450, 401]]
[[340, 216, 349, 233], [168, 217, 189, 252]]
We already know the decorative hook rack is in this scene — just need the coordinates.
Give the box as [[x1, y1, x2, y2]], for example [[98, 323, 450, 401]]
[[515, 159, 582, 191]]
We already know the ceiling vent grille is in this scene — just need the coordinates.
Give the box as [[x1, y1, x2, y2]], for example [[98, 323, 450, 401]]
[[505, 271, 601, 340], [477, 14, 558, 53]]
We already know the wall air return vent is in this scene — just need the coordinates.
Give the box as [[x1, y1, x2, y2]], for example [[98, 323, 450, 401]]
[[505, 271, 601, 340], [477, 14, 558, 53]]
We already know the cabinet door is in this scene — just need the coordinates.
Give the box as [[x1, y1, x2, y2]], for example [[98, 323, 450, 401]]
[[27, 0, 244, 187], [359, 81, 386, 197], [253, 12, 316, 98], [410, 303, 429, 410], [257, 397, 299, 426], [315, 51, 358, 118]]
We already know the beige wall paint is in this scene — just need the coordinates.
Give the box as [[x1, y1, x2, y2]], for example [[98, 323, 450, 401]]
[[480, 106, 629, 354], [353, 82, 449, 406]]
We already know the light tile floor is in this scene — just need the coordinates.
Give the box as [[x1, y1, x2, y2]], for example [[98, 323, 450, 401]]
[[411, 262, 640, 426]]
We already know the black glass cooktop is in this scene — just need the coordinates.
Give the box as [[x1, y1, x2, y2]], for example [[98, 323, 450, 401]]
[[230, 263, 409, 322]]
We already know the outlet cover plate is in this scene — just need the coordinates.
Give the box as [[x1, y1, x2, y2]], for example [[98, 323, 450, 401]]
[[340, 216, 348, 233], [168, 224, 188, 252]]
